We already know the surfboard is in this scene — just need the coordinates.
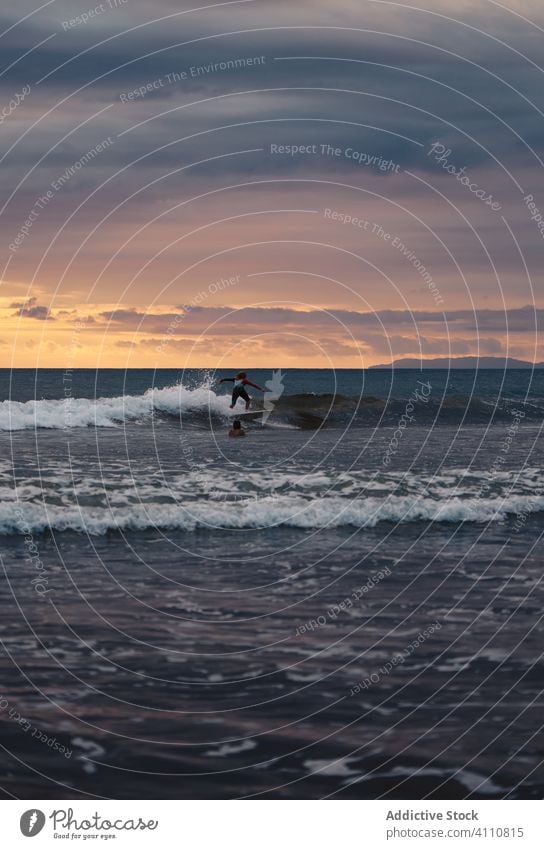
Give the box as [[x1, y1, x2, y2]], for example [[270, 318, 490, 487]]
[[228, 408, 265, 418]]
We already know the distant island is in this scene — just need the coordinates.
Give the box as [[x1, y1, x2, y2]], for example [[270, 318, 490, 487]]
[[369, 356, 544, 369]]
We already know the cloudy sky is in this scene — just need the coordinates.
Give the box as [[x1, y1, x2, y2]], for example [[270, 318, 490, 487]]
[[1, 0, 543, 366]]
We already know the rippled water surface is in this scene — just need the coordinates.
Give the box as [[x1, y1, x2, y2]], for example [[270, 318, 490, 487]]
[[0, 370, 543, 798]]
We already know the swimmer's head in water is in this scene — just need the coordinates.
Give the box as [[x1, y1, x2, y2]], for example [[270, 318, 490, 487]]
[[233, 420, 242, 429], [236, 372, 246, 379]]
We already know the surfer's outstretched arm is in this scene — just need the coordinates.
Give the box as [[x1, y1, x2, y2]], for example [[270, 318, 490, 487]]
[[219, 377, 234, 383], [243, 379, 264, 391]]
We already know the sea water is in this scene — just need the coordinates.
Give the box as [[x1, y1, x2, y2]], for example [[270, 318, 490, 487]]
[[0, 369, 542, 798]]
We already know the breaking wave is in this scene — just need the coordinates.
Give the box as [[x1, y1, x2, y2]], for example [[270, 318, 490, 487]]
[[0, 382, 540, 431], [2, 494, 543, 536], [0, 383, 230, 431]]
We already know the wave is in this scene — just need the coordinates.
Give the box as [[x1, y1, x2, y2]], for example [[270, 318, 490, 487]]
[[0, 382, 539, 431], [0, 383, 231, 431], [246, 392, 528, 427], [2, 494, 542, 535]]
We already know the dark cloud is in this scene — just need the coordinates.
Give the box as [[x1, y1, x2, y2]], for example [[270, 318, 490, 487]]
[[99, 308, 143, 321], [10, 297, 53, 321], [2, 0, 541, 179], [95, 303, 540, 337], [2, 0, 543, 332]]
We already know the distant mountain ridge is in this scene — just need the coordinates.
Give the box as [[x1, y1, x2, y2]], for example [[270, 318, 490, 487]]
[[370, 356, 544, 369]]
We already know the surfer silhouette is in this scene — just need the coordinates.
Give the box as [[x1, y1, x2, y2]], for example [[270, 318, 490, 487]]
[[219, 372, 264, 410]]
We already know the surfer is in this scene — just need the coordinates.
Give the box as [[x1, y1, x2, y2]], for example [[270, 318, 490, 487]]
[[219, 372, 264, 410], [228, 420, 246, 438]]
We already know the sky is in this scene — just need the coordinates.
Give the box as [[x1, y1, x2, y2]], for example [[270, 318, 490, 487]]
[[1, 0, 543, 367]]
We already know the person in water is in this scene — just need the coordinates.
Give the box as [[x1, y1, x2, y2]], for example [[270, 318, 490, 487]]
[[228, 420, 246, 437], [219, 372, 264, 409]]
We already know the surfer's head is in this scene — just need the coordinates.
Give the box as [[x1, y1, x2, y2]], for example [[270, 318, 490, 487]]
[[233, 420, 242, 430], [236, 371, 246, 379]]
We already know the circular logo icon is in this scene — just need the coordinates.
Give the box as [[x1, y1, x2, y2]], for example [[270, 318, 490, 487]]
[[20, 810, 46, 837]]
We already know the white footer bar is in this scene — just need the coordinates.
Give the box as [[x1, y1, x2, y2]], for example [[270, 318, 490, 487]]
[[3, 799, 542, 848]]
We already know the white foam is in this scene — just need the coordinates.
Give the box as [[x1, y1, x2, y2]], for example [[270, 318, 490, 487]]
[[385, 765, 504, 795], [204, 740, 257, 758], [1, 493, 542, 536], [304, 757, 359, 777], [0, 384, 231, 431]]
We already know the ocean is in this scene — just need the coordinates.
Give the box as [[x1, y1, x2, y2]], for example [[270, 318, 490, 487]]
[[0, 368, 543, 799]]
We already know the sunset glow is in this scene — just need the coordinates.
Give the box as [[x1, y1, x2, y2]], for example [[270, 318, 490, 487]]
[[2, 0, 542, 366]]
